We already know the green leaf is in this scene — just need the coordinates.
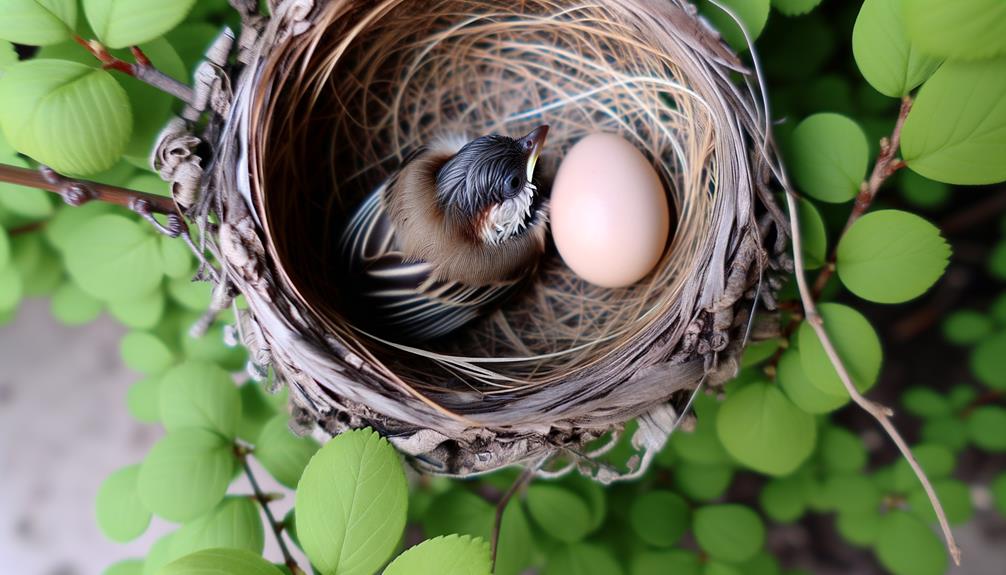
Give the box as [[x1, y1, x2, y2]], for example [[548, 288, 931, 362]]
[[673, 462, 734, 502], [237, 382, 280, 443], [836, 210, 950, 304], [0, 158, 55, 218], [899, 170, 948, 210], [295, 428, 408, 575], [0, 265, 23, 313], [384, 534, 492, 575], [632, 550, 700, 575], [700, 0, 770, 51], [670, 394, 731, 464], [901, 56, 1006, 185], [143, 532, 177, 575], [117, 39, 186, 163], [65, 214, 163, 301], [161, 236, 194, 279], [159, 361, 241, 438], [904, 0, 1006, 61], [693, 504, 765, 563], [0, 226, 8, 271], [759, 474, 809, 522], [182, 322, 248, 372], [166, 23, 221, 75], [992, 293, 1006, 325], [120, 330, 175, 374], [788, 113, 868, 203], [821, 474, 881, 512], [967, 406, 1006, 451], [109, 289, 165, 329], [170, 496, 264, 558], [990, 241, 1006, 281], [716, 382, 817, 476], [818, 427, 867, 473], [948, 384, 977, 411], [892, 444, 954, 492], [875, 511, 947, 575], [971, 331, 1006, 391], [138, 428, 235, 522], [901, 387, 951, 418], [835, 509, 881, 546], [794, 199, 826, 269], [50, 280, 104, 325], [0, 59, 131, 175], [84, 0, 198, 49], [422, 490, 493, 540], [96, 464, 151, 542], [628, 491, 690, 548], [770, 0, 821, 17], [992, 473, 1006, 517], [908, 479, 973, 525], [103, 559, 144, 575], [943, 311, 993, 346], [741, 338, 782, 367], [703, 561, 741, 575], [777, 349, 848, 414], [253, 415, 318, 489], [920, 417, 969, 453], [561, 474, 607, 531], [13, 233, 60, 296], [158, 548, 283, 575], [495, 502, 534, 575], [0, 0, 76, 46], [798, 303, 882, 397], [127, 375, 162, 422], [526, 484, 594, 543], [543, 543, 623, 575], [852, 0, 942, 98], [168, 277, 212, 311], [44, 200, 115, 252]]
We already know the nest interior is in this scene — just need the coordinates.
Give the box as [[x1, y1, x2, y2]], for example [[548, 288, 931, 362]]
[[230, 0, 788, 475]]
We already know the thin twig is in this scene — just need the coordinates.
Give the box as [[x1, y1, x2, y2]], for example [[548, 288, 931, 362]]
[[0, 163, 177, 215], [73, 36, 194, 105], [490, 466, 536, 571], [240, 454, 306, 575], [812, 97, 913, 298]]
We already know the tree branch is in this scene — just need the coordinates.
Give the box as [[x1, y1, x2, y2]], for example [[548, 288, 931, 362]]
[[0, 162, 177, 215], [73, 36, 194, 106], [239, 454, 305, 575]]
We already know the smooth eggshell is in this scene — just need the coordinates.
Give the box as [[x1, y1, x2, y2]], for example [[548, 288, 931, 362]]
[[550, 133, 670, 288]]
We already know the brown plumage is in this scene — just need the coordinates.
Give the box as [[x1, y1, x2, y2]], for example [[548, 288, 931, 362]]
[[339, 127, 550, 342]]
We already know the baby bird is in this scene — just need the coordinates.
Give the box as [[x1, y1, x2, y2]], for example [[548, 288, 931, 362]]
[[339, 125, 550, 342]]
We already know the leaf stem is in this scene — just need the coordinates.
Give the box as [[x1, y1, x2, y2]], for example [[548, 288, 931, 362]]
[[0, 162, 177, 215], [240, 454, 306, 575], [72, 36, 194, 106]]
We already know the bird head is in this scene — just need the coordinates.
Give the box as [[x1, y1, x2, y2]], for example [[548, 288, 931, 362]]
[[435, 125, 549, 245]]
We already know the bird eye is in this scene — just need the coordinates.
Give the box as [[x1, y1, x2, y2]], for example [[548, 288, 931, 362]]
[[506, 175, 521, 193]]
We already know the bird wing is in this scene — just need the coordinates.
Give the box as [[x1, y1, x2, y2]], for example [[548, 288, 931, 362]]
[[340, 184, 521, 342]]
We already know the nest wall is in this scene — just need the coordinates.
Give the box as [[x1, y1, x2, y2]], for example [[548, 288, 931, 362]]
[[200, 0, 790, 478]]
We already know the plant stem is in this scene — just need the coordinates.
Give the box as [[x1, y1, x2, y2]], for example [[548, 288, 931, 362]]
[[73, 36, 194, 106], [0, 162, 177, 215], [240, 454, 306, 575], [811, 96, 913, 299]]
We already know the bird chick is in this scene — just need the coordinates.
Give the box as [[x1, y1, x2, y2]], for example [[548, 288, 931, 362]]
[[339, 125, 550, 342]]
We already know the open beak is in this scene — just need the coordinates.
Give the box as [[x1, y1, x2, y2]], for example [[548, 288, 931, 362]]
[[519, 125, 549, 180]]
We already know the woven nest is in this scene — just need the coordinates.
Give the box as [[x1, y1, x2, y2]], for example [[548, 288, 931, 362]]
[[176, 0, 790, 479]]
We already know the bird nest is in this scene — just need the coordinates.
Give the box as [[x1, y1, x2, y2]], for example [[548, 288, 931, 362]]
[[174, 0, 790, 479]]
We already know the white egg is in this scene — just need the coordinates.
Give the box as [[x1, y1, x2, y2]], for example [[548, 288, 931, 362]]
[[550, 133, 670, 288]]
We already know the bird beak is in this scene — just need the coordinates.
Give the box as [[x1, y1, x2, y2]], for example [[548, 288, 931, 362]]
[[519, 125, 549, 180]]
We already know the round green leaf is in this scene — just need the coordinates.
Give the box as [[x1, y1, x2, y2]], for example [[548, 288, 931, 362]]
[[777, 349, 848, 414], [798, 303, 882, 397], [103, 559, 144, 575], [818, 427, 867, 473], [170, 496, 264, 558], [161, 236, 194, 279], [971, 331, 1006, 390], [901, 387, 951, 418], [422, 489, 493, 540], [84, 0, 197, 49], [385, 534, 491, 575], [51, 280, 104, 325], [852, 0, 943, 98], [704, 561, 741, 575], [182, 323, 248, 372], [138, 428, 235, 523], [759, 474, 808, 523], [158, 548, 283, 575], [716, 382, 816, 476], [237, 382, 280, 443], [109, 289, 165, 330], [96, 464, 151, 542], [120, 330, 175, 374], [942, 311, 993, 346], [0, 265, 23, 313], [992, 473, 1006, 517], [771, 0, 821, 17], [821, 474, 881, 512], [700, 0, 770, 51], [628, 491, 690, 548], [836, 210, 950, 303], [948, 385, 977, 411], [544, 543, 623, 575], [794, 199, 826, 270], [44, 201, 115, 252], [0, 59, 131, 175], [168, 277, 213, 311], [908, 479, 973, 525], [741, 338, 782, 367], [673, 462, 733, 502], [990, 241, 1006, 280], [967, 406, 1006, 451], [670, 395, 731, 465], [789, 113, 868, 203], [920, 417, 969, 453], [835, 509, 881, 547], [127, 375, 162, 423], [14, 233, 61, 296], [65, 214, 163, 301], [0, 0, 76, 46], [901, 56, 1006, 185], [253, 415, 318, 489], [159, 361, 241, 438], [693, 504, 765, 563], [992, 293, 1006, 325], [900, 170, 949, 209], [526, 484, 594, 543], [143, 532, 177, 575], [496, 501, 534, 575], [295, 428, 408, 575], [875, 511, 947, 575], [904, 0, 1006, 61], [632, 549, 700, 575]]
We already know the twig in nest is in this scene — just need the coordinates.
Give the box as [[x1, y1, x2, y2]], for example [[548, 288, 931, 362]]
[[782, 96, 961, 564], [238, 451, 306, 575], [73, 36, 194, 106]]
